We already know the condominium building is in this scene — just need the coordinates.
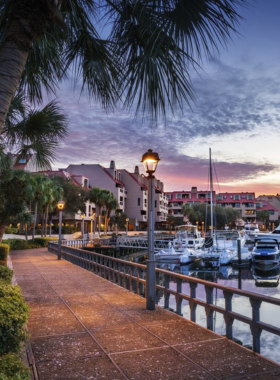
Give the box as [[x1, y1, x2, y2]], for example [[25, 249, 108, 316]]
[[120, 166, 168, 229], [256, 196, 279, 222], [216, 192, 256, 222], [165, 187, 216, 217]]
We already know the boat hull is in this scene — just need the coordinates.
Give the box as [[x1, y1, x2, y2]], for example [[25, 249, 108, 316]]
[[252, 254, 279, 271]]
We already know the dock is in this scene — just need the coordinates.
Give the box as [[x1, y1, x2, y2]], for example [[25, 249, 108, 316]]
[[10, 248, 280, 380]]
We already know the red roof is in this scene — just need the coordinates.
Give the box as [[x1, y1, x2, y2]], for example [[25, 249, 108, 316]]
[[257, 201, 277, 211]]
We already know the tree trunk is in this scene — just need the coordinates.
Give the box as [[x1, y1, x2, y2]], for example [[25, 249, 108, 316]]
[[0, 223, 6, 243], [41, 211, 45, 237], [49, 216, 52, 237], [45, 205, 49, 237], [32, 200, 38, 241]]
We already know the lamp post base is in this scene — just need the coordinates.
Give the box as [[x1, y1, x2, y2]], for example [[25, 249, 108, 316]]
[[146, 259, 156, 310]]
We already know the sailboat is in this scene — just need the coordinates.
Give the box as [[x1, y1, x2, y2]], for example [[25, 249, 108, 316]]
[[179, 148, 246, 265]]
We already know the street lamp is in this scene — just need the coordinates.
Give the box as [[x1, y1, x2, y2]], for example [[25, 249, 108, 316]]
[[90, 213, 95, 243], [81, 214, 85, 240], [57, 200, 66, 260], [141, 148, 160, 310], [126, 218, 129, 235]]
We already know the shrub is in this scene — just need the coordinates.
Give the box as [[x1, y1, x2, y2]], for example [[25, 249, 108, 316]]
[[0, 266, 13, 285], [2, 240, 27, 251], [4, 227, 18, 235], [26, 242, 41, 249], [52, 225, 78, 234], [33, 237, 58, 247], [0, 245, 9, 265], [0, 352, 30, 380], [0, 285, 30, 355]]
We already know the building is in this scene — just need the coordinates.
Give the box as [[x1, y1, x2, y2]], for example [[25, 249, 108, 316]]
[[216, 192, 256, 222], [256, 196, 279, 223], [165, 187, 216, 217], [120, 166, 168, 229]]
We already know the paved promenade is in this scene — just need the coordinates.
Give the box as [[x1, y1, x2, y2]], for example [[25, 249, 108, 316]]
[[10, 248, 280, 380]]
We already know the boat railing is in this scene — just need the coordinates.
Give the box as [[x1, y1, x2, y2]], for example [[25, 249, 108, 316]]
[[49, 241, 280, 356]]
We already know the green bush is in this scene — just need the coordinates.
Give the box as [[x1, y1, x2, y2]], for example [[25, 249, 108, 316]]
[[26, 242, 41, 249], [4, 227, 18, 235], [0, 352, 30, 380], [1, 240, 27, 251], [0, 285, 29, 355], [33, 237, 58, 247], [0, 245, 9, 262], [52, 225, 78, 234], [0, 267, 13, 285]]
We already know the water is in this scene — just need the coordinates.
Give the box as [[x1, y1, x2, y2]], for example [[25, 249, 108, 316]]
[[156, 259, 280, 364]]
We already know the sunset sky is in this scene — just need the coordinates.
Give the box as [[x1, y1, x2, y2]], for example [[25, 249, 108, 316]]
[[51, 1, 280, 196]]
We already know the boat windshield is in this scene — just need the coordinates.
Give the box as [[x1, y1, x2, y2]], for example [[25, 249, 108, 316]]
[[175, 225, 198, 238], [215, 231, 239, 240], [254, 246, 278, 253]]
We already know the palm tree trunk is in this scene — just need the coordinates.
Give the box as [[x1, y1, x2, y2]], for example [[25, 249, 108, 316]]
[[0, 19, 33, 132], [45, 205, 49, 237], [32, 200, 38, 241], [49, 216, 52, 237], [0, 223, 6, 243], [41, 211, 45, 237]]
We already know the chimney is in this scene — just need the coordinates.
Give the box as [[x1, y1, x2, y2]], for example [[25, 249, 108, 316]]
[[110, 160, 116, 169], [134, 166, 139, 174], [191, 187, 197, 193]]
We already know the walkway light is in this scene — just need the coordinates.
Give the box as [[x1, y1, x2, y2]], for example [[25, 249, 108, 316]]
[[90, 213, 95, 243], [141, 149, 160, 175], [126, 218, 129, 235], [57, 200, 66, 260], [141, 149, 160, 310]]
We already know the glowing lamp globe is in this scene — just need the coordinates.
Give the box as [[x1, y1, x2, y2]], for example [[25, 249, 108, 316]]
[[57, 200, 66, 210], [141, 149, 160, 174]]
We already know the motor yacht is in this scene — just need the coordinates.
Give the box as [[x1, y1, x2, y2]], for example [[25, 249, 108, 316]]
[[251, 239, 279, 271], [172, 225, 204, 250]]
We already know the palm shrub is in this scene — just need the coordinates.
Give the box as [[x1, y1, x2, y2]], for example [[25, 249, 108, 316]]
[[33, 237, 58, 247], [4, 227, 18, 234], [0, 285, 29, 355], [0, 244, 9, 265], [2, 239, 27, 251]]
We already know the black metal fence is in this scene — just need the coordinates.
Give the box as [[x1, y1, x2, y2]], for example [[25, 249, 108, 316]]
[[48, 242, 280, 354]]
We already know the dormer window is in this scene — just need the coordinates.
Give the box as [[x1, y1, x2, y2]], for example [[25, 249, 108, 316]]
[[18, 158, 26, 164]]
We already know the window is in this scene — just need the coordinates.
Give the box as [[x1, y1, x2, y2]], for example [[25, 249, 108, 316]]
[[138, 198, 140, 206], [218, 196, 222, 200], [182, 194, 189, 199], [248, 203, 254, 208], [176, 194, 182, 198], [248, 195, 253, 200], [84, 179, 88, 188], [241, 195, 246, 199], [235, 195, 240, 200], [269, 210, 275, 215], [166, 194, 171, 199], [230, 196, 233, 199], [235, 203, 240, 207], [155, 200, 157, 208], [120, 196, 123, 201], [223, 195, 227, 199], [18, 158, 26, 164], [263, 203, 267, 206], [256, 203, 260, 208]]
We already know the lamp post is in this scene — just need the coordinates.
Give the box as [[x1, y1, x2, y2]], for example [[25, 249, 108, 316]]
[[141, 148, 160, 310], [57, 200, 66, 260], [126, 218, 129, 235], [90, 213, 95, 244], [81, 214, 85, 240]]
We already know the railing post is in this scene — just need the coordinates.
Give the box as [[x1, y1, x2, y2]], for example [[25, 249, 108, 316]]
[[189, 282, 198, 322], [129, 265, 133, 292], [223, 290, 234, 340], [176, 278, 183, 316], [164, 274, 170, 309], [205, 285, 214, 330], [250, 298, 262, 353]]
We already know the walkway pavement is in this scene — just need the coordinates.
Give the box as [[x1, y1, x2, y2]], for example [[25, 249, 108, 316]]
[[10, 248, 280, 380]]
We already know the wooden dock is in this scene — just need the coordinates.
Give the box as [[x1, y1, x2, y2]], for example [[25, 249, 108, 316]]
[[10, 248, 280, 380]]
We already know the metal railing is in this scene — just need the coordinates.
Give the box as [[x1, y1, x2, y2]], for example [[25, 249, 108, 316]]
[[48, 242, 280, 355]]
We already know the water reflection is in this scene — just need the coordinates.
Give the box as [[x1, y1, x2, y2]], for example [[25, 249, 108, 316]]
[[156, 261, 280, 364]]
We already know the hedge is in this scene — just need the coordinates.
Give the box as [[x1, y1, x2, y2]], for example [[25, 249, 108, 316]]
[[0, 267, 13, 285], [0, 245, 9, 264], [0, 285, 29, 355], [4, 227, 19, 235], [0, 352, 30, 380], [33, 237, 58, 247], [2, 237, 58, 250], [1, 240, 27, 251], [52, 225, 78, 234]]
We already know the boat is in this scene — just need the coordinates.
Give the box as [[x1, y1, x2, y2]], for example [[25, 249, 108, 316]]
[[247, 225, 280, 243], [243, 223, 260, 234], [251, 239, 279, 271], [172, 224, 204, 250], [252, 266, 280, 287], [155, 242, 202, 264]]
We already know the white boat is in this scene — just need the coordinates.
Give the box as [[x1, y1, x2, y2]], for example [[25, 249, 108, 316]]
[[252, 266, 280, 287], [247, 225, 280, 243], [155, 242, 202, 264], [172, 224, 204, 250], [251, 239, 279, 271], [243, 223, 260, 234]]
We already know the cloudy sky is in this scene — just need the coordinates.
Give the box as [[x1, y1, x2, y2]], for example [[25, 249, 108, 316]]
[[52, 1, 280, 196]]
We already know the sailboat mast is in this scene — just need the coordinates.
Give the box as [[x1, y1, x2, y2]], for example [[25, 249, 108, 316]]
[[210, 148, 214, 238]]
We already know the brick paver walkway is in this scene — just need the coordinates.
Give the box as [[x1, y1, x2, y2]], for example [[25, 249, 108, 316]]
[[10, 248, 280, 380]]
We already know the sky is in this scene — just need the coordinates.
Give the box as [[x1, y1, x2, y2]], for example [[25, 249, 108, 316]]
[[51, 1, 280, 196]]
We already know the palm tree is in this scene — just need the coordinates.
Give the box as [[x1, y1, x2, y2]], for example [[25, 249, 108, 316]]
[[103, 192, 119, 235], [0, 1, 248, 132], [2, 92, 68, 170], [25, 174, 53, 240], [89, 187, 103, 235], [181, 203, 193, 221]]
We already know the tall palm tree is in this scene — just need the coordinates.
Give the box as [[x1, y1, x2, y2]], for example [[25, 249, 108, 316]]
[[2, 92, 68, 170], [25, 174, 53, 240], [89, 187, 103, 235], [103, 192, 119, 235], [0, 1, 248, 132]]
